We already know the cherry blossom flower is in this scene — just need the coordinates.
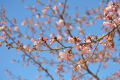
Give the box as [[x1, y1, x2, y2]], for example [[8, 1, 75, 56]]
[[59, 2, 64, 7], [14, 25, 19, 31], [34, 41, 38, 46], [80, 47, 92, 54], [42, 36, 48, 41], [56, 64, 64, 74], [45, 20, 50, 24], [50, 38, 56, 45], [10, 59, 15, 63], [68, 37, 75, 43], [74, 44, 81, 50], [0, 25, 5, 31], [57, 35, 62, 40], [42, 8, 48, 17], [21, 20, 27, 26], [56, 19, 64, 27], [23, 44, 29, 50], [59, 52, 67, 59], [36, 13, 40, 19], [117, 8, 120, 16], [105, 6, 112, 11], [12, 18, 16, 23], [53, 5, 58, 11], [64, 48, 71, 53], [103, 22, 111, 27], [50, 33, 55, 38]]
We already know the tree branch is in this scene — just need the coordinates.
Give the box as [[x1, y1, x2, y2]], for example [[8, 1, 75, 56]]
[[2, 16, 54, 80]]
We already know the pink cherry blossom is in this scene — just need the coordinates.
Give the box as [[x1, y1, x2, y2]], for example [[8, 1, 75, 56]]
[[59, 52, 67, 59], [36, 13, 40, 19], [34, 41, 38, 46], [14, 25, 19, 31], [56, 19, 64, 27], [68, 37, 75, 43], [103, 22, 111, 27], [57, 35, 62, 40], [23, 44, 29, 50]]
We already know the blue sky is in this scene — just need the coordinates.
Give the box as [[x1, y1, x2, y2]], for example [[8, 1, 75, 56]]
[[0, 0, 120, 80]]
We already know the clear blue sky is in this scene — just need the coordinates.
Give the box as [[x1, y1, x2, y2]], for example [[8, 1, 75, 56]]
[[0, 0, 120, 80]]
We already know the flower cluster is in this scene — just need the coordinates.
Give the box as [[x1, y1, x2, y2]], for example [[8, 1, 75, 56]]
[[103, 1, 120, 27]]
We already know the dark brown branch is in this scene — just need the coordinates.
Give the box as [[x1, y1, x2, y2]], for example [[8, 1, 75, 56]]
[[62, 0, 68, 15]]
